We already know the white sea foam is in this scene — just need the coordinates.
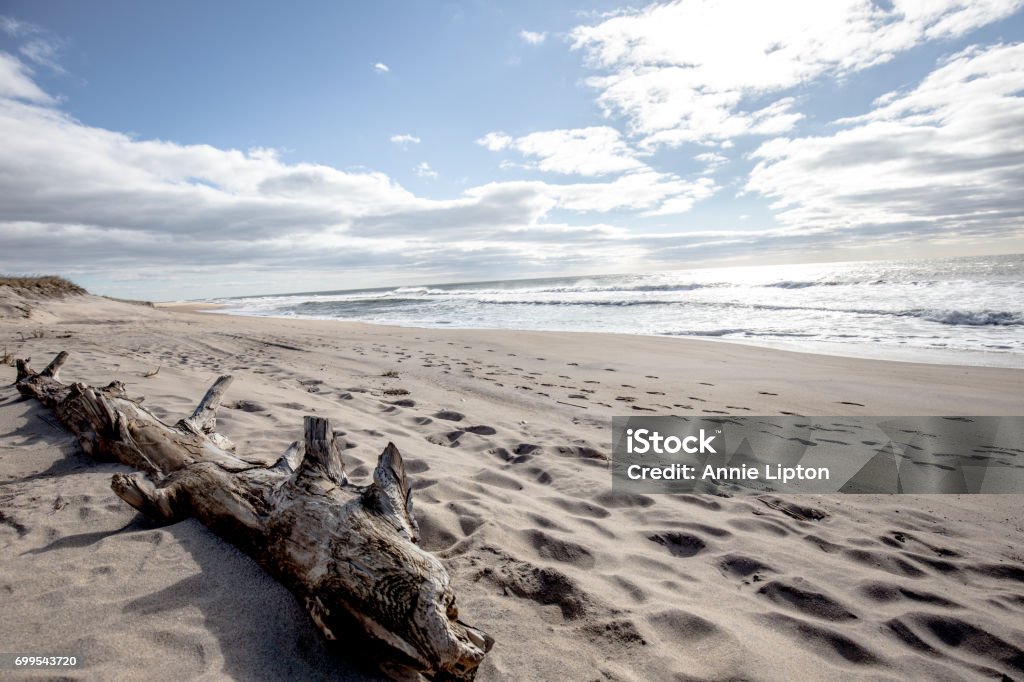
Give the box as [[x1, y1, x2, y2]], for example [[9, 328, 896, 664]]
[[208, 255, 1024, 367]]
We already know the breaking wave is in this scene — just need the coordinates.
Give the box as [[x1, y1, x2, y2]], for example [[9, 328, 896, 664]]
[[210, 254, 1024, 363], [915, 310, 1024, 326]]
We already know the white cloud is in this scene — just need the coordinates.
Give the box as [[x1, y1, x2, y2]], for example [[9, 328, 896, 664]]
[[3, 33, 1019, 299], [571, 0, 1023, 147], [746, 42, 1024, 238], [695, 151, 728, 174], [414, 161, 438, 178], [0, 16, 32, 37], [476, 132, 513, 151], [474, 126, 716, 213], [1, 16, 65, 74], [639, 176, 718, 216], [477, 126, 645, 176], [467, 170, 717, 215], [0, 53, 724, 296], [390, 133, 421, 147], [20, 39, 64, 74], [374, 62, 390, 73], [498, 159, 531, 170], [0, 52, 53, 103], [519, 30, 547, 45]]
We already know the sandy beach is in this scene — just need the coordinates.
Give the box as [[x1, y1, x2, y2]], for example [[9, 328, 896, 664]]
[[3, 289, 1024, 681]]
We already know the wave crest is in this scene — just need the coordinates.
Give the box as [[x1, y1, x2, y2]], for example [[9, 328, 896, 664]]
[[915, 310, 1024, 326]]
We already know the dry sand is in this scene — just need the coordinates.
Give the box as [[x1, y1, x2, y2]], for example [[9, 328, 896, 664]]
[[2, 291, 1023, 680]]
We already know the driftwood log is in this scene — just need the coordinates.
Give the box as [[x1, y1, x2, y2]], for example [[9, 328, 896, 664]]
[[15, 352, 493, 681]]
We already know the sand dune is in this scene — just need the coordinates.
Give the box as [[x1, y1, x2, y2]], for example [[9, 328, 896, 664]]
[[2, 293, 1023, 680]]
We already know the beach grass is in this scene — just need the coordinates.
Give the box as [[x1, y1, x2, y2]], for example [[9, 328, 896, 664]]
[[0, 275, 86, 297]]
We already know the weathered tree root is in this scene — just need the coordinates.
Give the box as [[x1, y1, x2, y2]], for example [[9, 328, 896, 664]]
[[15, 352, 493, 681]]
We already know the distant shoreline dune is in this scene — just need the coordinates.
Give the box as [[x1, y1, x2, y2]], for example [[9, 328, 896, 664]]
[[2, 291, 1023, 680]]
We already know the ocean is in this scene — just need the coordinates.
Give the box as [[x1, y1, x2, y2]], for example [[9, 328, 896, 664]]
[[209, 254, 1024, 367]]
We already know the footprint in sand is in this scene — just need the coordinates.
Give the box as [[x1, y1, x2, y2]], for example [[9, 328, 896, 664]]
[[527, 468, 553, 485], [718, 553, 776, 582], [404, 459, 430, 474], [473, 470, 523, 491], [648, 532, 707, 558], [433, 410, 465, 422], [524, 529, 596, 569], [228, 400, 267, 412], [543, 497, 610, 519], [426, 431, 465, 447]]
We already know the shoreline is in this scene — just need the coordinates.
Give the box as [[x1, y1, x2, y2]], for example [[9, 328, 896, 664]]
[[170, 253, 1024, 373], [189, 303, 1024, 372], [3, 293, 1024, 680]]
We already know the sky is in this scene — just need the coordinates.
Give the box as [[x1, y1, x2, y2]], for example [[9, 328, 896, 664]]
[[0, 0, 1022, 300]]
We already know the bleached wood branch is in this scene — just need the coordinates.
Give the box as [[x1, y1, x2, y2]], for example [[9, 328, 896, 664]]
[[16, 353, 492, 681]]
